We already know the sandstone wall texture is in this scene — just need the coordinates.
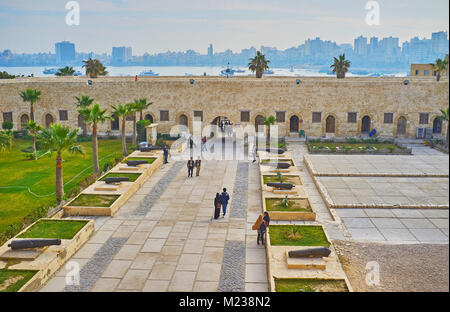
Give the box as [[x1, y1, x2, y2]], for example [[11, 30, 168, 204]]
[[0, 76, 448, 139]]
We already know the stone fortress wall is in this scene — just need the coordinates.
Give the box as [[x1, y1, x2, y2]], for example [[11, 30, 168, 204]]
[[0, 76, 448, 139]]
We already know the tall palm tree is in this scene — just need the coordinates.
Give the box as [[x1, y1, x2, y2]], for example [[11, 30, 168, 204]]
[[82, 58, 108, 78], [78, 103, 110, 174], [38, 124, 83, 203], [440, 107, 449, 145], [56, 66, 76, 76], [432, 58, 449, 82], [25, 120, 42, 160], [20, 89, 41, 121], [263, 115, 276, 140], [111, 103, 131, 157], [248, 51, 270, 78], [75, 95, 94, 136], [0, 131, 12, 151], [331, 54, 351, 79]]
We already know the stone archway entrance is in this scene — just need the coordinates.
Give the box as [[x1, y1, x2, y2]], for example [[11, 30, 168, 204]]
[[179, 114, 188, 127], [361, 116, 371, 134], [326, 115, 336, 134], [20, 114, 29, 129], [397, 116, 407, 136], [433, 117, 442, 134], [45, 114, 54, 128], [255, 115, 264, 133], [145, 114, 154, 123], [290, 115, 299, 133]]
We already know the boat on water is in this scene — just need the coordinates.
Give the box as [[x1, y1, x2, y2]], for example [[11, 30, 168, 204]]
[[74, 71, 83, 76], [139, 69, 159, 76], [234, 68, 245, 73], [43, 68, 58, 75]]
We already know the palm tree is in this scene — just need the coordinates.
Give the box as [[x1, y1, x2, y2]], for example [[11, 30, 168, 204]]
[[263, 116, 276, 140], [440, 107, 449, 145], [0, 131, 12, 151], [38, 124, 83, 203], [78, 103, 110, 174], [82, 58, 108, 78], [131, 99, 153, 146], [111, 103, 131, 157], [248, 51, 270, 78], [331, 54, 351, 79], [432, 58, 449, 82], [25, 120, 42, 160], [20, 89, 41, 121], [75, 95, 94, 136], [56, 66, 76, 76]]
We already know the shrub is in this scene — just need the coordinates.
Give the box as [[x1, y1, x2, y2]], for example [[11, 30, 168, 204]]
[[346, 138, 359, 144], [136, 120, 151, 143], [2, 121, 13, 130]]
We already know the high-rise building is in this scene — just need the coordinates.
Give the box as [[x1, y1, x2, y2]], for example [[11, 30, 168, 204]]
[[431, 31, 449, 55], [354, 36, 368, 56], [379, 36, 400, 57], [55, 41, 76, 64], [112, 46, 132, 64], [369, 37, 378, 55], [207, 44, 213, 58]]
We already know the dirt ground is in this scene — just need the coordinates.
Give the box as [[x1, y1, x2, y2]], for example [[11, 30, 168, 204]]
[[333, 240, 449, 292]]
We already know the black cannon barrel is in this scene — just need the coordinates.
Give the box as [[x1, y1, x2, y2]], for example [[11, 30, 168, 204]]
[[267, 182, 295, 190], [105, 177, 130, 184], [266, 148, 285, 155], [288, 247, 331, 258], [140, 147, 163, 152], [127, 160, 148, 167], [8, 239, 61, 250], [261, 162, 291, 169]]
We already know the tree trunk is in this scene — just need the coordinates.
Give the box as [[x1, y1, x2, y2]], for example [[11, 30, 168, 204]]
[[56, 154, 64, 203], [122, 117, 127, 157], [140, 111, 143, 121], [92, 124, 100, 174], [32, 135, 37, 160], [437, 73, 441, 82], [132, 113, 137, 146], [30, 103, 34, 122]]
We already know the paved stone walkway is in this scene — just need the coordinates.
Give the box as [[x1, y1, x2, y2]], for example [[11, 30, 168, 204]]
[[41, 142, 268, 292]]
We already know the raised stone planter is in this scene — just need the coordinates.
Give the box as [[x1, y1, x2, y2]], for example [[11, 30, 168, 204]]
[[263, 197, 316, 221]]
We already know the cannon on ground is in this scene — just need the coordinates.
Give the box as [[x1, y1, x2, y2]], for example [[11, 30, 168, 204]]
[[126, 160, 148, 167], [8, 239, 62, 250], [267, 182, 295, 190], [260, 162, 291, 169], [259, 148, 285, 155], [104, 177, 130, 184], [288, 247, 331, 258]]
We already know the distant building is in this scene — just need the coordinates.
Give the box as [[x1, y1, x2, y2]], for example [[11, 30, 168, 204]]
[[207, 44, 213, 58], [112, 46, 132, 64], [354, 36, 368, 56], [55, 41, 76, 64], [411, 54, 449, 77], [431, 31, 449, 55], [368, 37, 378, 55]]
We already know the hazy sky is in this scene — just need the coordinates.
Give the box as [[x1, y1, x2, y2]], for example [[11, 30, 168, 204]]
[[0, 0, 448, 54]]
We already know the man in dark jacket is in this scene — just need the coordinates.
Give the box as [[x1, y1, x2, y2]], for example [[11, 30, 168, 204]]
[[187, 157, 195, 177], [220, 188, 230, 217], [163, 146, 169, 164]]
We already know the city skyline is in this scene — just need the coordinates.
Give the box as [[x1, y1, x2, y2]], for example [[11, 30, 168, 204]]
[[0, 0, 448, 54]]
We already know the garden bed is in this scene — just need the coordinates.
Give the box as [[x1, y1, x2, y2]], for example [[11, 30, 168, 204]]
[[17, 219, 89, 240], [0, 269, 38, 292], [122, 157, 156, 164], [269, 225, 330, 247], [265, 198, 312, 212], [261, 159, 295, 166], [99, 172, 142, 182], [307, 138, 411, 155], [274, 278, 349, 292], [68, 194, 120, 207], [263, 175, 302, 185]]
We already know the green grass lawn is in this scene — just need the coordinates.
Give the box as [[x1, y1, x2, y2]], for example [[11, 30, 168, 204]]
[[0, 138, 127, 236], [309, 142, 399, 151], [18, 219, 89, 240], [275, 278, 348, 292], [69, 194, 120, 207], [122, 157, 156, 164], [265, 198, 312, 212], [269, 225, 330, 247], [263, 175, 302, 185], [99, 172, 142, 182], [261, 159, 294, 166], [0, 269, 38, 292]]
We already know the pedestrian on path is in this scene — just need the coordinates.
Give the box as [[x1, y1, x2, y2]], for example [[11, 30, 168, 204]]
[[263, 211, 270, 227], [201, 136, 207, 151], [163, 145, 169, 164], [195, 157, 201, 176], [214, 193, 221, 220], [187, 156, 195, 177], [220, 188, 230, 217], [252, 144, 257, 163], [252, 214, 267, 245], [189, 136, 194, 150]]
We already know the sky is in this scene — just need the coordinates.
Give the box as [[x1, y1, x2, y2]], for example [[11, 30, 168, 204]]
[[0, 0, 448, 54]]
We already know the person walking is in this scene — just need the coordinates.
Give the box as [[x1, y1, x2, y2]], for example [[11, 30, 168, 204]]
[[257, 219, 267, 245], [263, 211, 270, 227], [163, 145, 169, 164], [252, 144, 257, 163], [187, 157, 195, 177], [189, 136, 194, 150], [201, 136, 207, 151], [195, 157, 201, 176], [252, 215, 265, 245], [220, 188, 230, 217], [214, 193, 221, 220]]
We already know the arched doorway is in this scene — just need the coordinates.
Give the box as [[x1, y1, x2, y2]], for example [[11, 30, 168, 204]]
[[20, 114, 29, 129], [290, 115, 299, 133], [255, 115, 264, 133], [45, 114, 54, 128], [179, 114, 188, 127], [145, 114, 154, 123], [397, 116, 407, 136], [433, 117, 442, 134], [361, 116, 371, 134], [325, 115, 336, 134]]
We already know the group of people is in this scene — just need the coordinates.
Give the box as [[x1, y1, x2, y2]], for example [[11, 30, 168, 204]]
[[187, 156, 201, 177], [213, 188, 230, 219], [253, 212, 270, 245]]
